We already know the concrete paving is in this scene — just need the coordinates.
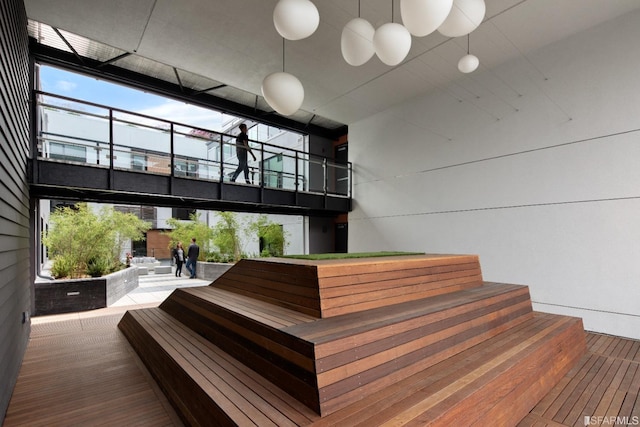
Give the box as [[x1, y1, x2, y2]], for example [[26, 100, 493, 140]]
[[110, 270, 211, 307]]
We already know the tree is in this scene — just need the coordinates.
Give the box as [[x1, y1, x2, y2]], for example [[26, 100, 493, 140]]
[[42, 203, 151, 278], [246, 215, 288, 257], [212, 211, 243, 261], [165, 212, 213, 260]]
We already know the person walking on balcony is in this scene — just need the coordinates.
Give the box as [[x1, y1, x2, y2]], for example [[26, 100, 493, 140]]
[[185, 238, 200, 279], [230, 123, 256, 184], [173, 241, 185, 277]]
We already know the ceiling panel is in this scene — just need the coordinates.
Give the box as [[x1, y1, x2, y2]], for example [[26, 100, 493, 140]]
[[25, 0, 640, 131]]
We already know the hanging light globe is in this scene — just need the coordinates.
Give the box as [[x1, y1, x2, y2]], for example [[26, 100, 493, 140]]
[[438, 0, 485, 38], [273, 0, 320, 41], [401, 0, 453, 37], [261, 72, 305, 116], [373, 22, 412, 66], [341, 17, 375, 66], [458, 54, 479, 73]]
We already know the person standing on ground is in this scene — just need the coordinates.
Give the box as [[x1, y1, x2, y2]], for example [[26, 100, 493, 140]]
[[173, 242, 185, 277], [230, 123, 256, 184], [186, 238, 200, 279]]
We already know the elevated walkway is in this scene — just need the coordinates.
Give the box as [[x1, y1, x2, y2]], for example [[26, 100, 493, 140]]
[[30, 91, 351, 216], [118, 254, 586, 425]]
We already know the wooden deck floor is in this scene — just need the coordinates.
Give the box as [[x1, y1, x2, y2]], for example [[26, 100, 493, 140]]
[[4, 305, 639, 426]]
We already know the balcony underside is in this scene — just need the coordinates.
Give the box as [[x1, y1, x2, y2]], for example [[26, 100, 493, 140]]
[[30, 161, 350, 216]]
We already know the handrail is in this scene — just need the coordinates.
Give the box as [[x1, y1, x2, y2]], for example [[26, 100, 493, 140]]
[[34, 91, 351, 197], [36, 90, 342, 166]]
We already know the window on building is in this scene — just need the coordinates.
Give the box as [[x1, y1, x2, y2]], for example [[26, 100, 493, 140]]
[[263, 153, 283, 189], [132, 154, 147, 171], [49, 142, 86, 163], [172, 207, 196, 220], [174, 159, 198, 177]]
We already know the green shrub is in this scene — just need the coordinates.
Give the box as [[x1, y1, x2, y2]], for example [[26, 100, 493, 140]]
[[86, 257, 111, 277], [164, 213, 214, 261], [205, 251, 236, 263], [43, 203, 151, 278], [50, 255, 75, 279]]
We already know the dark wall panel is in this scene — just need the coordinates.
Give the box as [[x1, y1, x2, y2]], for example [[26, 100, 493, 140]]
[[0, 0, 31, 421]]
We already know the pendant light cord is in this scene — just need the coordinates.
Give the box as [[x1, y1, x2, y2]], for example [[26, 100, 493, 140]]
[[467, 34, 470, 55], [391, 0, 395, 22], [282, 37, 285, 72]]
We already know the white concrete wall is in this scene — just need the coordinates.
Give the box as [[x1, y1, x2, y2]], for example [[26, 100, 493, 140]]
[[349, 11, 640, 339]]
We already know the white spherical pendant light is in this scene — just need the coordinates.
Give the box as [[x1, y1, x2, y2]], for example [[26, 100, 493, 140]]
[[438, 0, 485, 38], [341, 18, 375, 66], [261, 72, 305, 116], [401, 0, 453, 37], [273, 0, 319, 41], [373, 23, 412, 66], [458, 54, 479, 73]]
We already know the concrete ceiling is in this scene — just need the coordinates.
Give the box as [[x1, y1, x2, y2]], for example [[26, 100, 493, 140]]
[[24, 0, 640, 129]]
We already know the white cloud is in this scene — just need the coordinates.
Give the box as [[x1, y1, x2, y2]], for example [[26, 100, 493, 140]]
[[55, 80, 77, 92], [136, 101, 224, 131]]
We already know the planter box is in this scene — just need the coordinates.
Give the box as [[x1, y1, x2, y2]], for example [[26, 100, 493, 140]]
[[196, 262, 233, 282], [34, 267, 139, 316]]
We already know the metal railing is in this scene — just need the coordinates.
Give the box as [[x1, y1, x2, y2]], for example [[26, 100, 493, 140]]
[[34, 91, 352, 197]]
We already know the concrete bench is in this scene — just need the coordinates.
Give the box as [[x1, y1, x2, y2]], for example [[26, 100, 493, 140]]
[[154, 265, 172, 274], [137, 266, 149, 275]]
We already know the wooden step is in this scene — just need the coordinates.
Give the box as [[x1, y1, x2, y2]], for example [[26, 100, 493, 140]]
[[158, 281, 533, 415], [118, 307, 320, 427], [118, 254, 586, 424], [213, 254, 484, 317], [118, 310, 585, 426], [310, 312, 586, 426]]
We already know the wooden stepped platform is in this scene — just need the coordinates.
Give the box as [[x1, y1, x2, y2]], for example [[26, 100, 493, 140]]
[[214, 254, 483, 317], [117, 254, 586, 425]]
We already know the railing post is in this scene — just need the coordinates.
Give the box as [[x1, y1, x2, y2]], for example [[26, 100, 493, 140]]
[[109, 109, 114, 190], [219, 135, 225, 182], [349, 162, 353, 199], [169, 123, 175, 194], [323, 158, 328, 195], [260, 142, 265, 188], [295, 152, 299, 192]]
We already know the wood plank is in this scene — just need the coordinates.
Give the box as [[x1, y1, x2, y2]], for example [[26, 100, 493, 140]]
[[217, 270, 321, 297], [315, 296, 531, 375], [9, 307, 638, 427], [309, 315, 551, 426], [590, 360, 632, 421], [530, 353, 596, 418], [317, 262, 482, 288], [316, 300, 532, 389], [145, 308, 315, 426], [290, 283, 529, 344], [314, 254, 481, 279], [558, 355, 614, 425], [460, 318, 586, 427], [185, 286, 317, 325], [389, 317, 581, 426], [160, 294, 317, 370], [123, 309, 267, 426]]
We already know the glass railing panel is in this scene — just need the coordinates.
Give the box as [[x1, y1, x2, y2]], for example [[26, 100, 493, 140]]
[[37, 104, 110, 166], [326, 161, 351, 196], [111, 111, 171, 174], [35, 91, 352, 198], [173, 125, 222, 181], [307, 157, 326, 194]]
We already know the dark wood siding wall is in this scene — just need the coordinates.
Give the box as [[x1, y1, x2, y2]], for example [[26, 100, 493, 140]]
[[0, 0, 31, 421]]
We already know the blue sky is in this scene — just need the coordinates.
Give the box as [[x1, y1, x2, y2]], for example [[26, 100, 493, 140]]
[[39, 65, 231, 131]]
